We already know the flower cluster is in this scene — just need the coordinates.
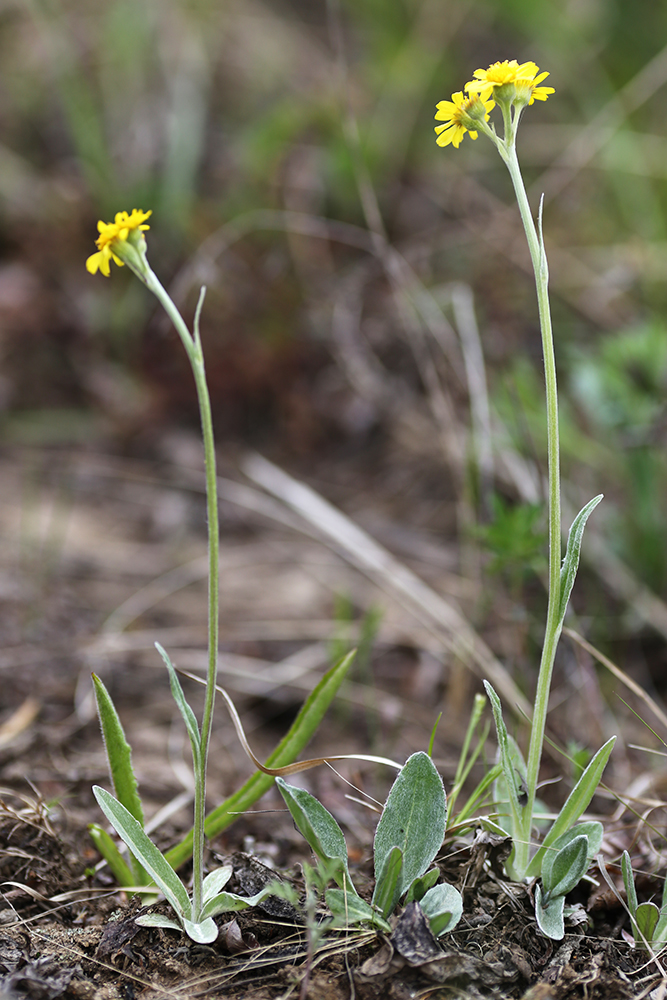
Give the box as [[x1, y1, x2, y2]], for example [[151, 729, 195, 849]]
[[434, 60, 554, 149], [86, 209, 152, 276]]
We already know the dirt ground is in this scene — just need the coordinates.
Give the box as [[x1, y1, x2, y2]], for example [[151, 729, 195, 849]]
[[0, 440, 665, 999]]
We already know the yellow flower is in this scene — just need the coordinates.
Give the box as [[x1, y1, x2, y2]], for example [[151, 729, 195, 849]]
[[434, 91, 494, 149], [466, 60, 554, 105], [86, 209, 152, 277]]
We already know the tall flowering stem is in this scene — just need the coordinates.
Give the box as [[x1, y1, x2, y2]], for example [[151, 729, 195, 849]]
[[435, 62, 563, 879], [87, 212, 219, 917]]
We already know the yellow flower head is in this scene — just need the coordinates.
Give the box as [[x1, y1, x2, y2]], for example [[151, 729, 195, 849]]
[[466, 60, 554, 106], [86, 209, 152, 277], [434, 91, 494, 149]]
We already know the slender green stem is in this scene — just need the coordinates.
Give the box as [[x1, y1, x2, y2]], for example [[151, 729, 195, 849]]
[[144, 271, 219, 917], [496, 135, 562, 877]]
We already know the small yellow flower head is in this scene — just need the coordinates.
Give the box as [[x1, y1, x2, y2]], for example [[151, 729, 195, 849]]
[[434, 91, 494, 148], [466, 60, 554, 108], [86, 209, 152, 277]]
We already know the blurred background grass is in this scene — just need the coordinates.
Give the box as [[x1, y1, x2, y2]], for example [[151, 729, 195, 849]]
[[3, 0, 667, 689]]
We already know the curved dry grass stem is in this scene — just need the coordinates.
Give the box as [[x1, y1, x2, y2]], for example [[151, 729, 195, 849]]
[[176, 667, 401, 776]]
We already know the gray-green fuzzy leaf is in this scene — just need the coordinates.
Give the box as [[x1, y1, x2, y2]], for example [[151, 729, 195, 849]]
[[541, 824, 602, 888], [404, 867, 440, 904], [535, 883, 565, 940], [541, 835, 588, 902], [558, 495, 603, 625], [275, 778, 356, 895], [326, 888, 391, 931], [621, 850, 638, 917], [92, 674, 144, 826], [483, 682, 525, 839], [202, 865, 233, 903], [636, 902, 659, 945], [200, 886, 272, 919], [373, 752, 446, 901], [93, 786, 190, 916], [526, 740, 614, 878], [420, 883, 463, 936], [155, 643, 201, 772]]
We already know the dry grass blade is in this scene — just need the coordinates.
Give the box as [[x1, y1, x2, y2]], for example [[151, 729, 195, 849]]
[[0, 697, 40, 749], [176, 666, 400, 777], [242, 451, 531, 718]]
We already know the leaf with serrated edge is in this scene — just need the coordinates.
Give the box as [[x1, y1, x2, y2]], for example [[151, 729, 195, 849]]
[[155, 644, 201, 772], [276, 778, 356, 894], [526, 738, 615, 878], [372, 845, 403, 918], [535, 883, 565, 940], [326, 888, 391, 931], [93, 786, 190, 917], [558, 496, 603, 625], [420, 883, 463, 936], [202, 865, 233, 902], [373, 752, 446, 900]]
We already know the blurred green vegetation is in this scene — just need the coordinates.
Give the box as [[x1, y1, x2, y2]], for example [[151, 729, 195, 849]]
[[2, 0, 667, 615]]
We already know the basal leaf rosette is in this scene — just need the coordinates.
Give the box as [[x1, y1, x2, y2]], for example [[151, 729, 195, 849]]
[[86, 209, 152, 279], [434, 91, 494, 149]]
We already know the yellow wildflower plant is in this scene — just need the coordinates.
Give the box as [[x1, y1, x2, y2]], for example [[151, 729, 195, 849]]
[[86, 209, 152, 277], [466, 59, 554, 107], [434, 91, 495, 148]]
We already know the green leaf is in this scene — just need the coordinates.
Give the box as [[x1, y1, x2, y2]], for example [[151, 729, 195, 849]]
[[372, 846, 403, 918], [275, 777, 356, 894], [181, 916, 219, 943], [557, 495, 603, 625], [420, 883, 463, 936], [202, 865, 233, 903], [541, 824, 603, 889], [483, 682, 526, 841], [526, 739, 614, 878], [155, 643, 201, 773], [326, 888, 391, 931], [88, 823, 135, 888], [621, 851, 638, 918], [535, 883, 565, 940], [92, 674, 144, 826], [652, 871, 667, 944], [165, 650, 355, 870], [93, 786, 190, 918], [636, 902, 659, 946], [200, 886, 272, 919], [541, 835, 588, 903], [404, 867, 440, 904], [373, 752, 446, 901], [134, 913, 183, 933]]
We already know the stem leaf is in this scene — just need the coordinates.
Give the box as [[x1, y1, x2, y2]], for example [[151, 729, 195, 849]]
[[558, 495, 603, 625], [155, 643, 201, 772]]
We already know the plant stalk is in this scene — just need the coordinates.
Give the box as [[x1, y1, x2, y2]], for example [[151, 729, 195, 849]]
[[497, 126, 562, 878], [144, 271, 219, 917]]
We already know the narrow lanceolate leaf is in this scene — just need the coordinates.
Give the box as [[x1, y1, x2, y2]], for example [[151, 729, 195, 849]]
[[326, 889, 391, 932], [373, 752, 446, 901], [275, 778, 356, 895], [420, 883, 463, 936], [155, 643, 201, 772], [483, 682, 525, 839], [134, 913, 183, 933], [372, 846, 403, 918], [93, 786, 190, 917], [621, 851, 638, 918], [526, 739, 615, 879], [88, 823, 135, 888], [557, 495, 603, 626], [534, 883, 565, 940], [652, 870, 667, 944], [92, 674, 144, 825], [165, 650, 355, 870]]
